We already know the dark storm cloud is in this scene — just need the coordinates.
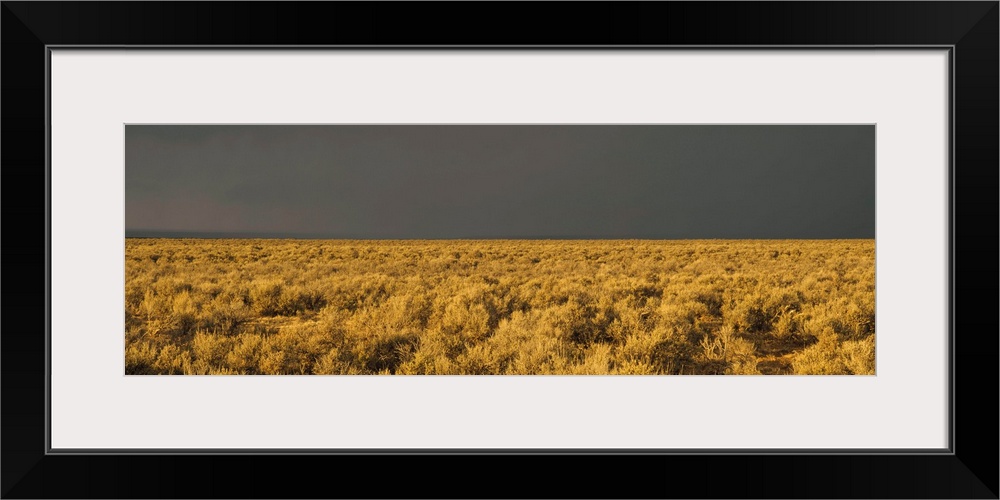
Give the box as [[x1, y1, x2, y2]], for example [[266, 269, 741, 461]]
[[125, 125, 875, 239]]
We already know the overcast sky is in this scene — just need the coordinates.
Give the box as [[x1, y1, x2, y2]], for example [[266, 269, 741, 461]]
[[125, 125, 875, 239]]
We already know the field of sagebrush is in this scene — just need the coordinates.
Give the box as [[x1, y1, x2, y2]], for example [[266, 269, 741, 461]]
[[125, 239, 874, 375]]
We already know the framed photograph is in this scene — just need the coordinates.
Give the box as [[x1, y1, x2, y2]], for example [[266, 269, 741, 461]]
[[3, 2, 996, 498]]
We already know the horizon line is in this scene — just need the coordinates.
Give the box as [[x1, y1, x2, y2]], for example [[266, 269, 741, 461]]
[[125, 231, 876, 241]]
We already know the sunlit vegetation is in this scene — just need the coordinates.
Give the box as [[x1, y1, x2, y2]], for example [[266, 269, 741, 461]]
[[125, 239, 874, 375]]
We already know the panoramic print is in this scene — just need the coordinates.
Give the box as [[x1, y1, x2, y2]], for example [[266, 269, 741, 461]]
[[125, 125, 875, 375]]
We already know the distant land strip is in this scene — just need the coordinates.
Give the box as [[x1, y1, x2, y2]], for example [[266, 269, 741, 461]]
[[126, 230, 875, 240]]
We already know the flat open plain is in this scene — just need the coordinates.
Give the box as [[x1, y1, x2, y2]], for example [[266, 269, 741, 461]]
[[125, 239, 875, 375]]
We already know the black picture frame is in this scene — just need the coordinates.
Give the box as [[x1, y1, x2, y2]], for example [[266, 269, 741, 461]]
[[2, 2, 996, 498]]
